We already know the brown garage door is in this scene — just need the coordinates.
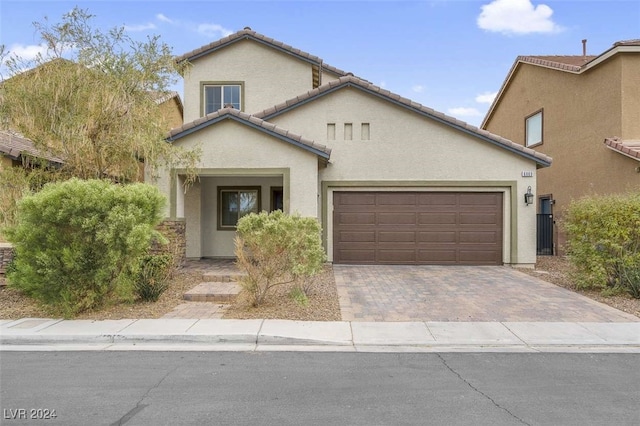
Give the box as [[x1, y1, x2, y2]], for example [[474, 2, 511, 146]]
[[333, 191, 503, 265]]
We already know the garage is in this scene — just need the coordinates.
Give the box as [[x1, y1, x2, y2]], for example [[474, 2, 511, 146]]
[[333, 191, 503, 265]]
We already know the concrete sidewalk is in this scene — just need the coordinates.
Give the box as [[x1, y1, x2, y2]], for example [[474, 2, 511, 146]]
[[1, 318, 639, 352]]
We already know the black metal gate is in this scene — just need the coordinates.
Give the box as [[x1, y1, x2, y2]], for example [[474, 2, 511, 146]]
[[537, 214, 553, 255]]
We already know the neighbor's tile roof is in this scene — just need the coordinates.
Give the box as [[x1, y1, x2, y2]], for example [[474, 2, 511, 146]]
[[517, 55, 597, 72], [167, 107, 331, 160], [151, 90, 184, 112], [253, 75, 552, 167], [604, 137, 640, 161], [0, 130, 63, 163], [174, 27, 350, 78]]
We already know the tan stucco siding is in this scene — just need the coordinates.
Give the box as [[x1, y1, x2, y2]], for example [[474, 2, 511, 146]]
[[182, 40, 315, 122], [268, 88, 539, 264], [621, 54, 640, 138], [0, 156, 12, 169], [159, 98, 184, 131], [152, 120, 319, 257], [484, 58, 639, 252]]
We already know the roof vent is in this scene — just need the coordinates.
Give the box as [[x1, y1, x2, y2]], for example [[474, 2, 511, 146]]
[[582, 39, 587, 58], [244, 26, 252, 31]]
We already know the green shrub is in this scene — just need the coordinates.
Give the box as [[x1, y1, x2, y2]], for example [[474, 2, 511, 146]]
[[234, 210, 325, 306], [564, 192, 640, 297], [134, 253, 174, 302], [5, 178, 166, 316]]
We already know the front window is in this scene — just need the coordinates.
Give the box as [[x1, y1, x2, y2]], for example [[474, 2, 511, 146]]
[[218, 187, 261, 229], [525, 110, 543, 147], [204, 84, 241, 114]]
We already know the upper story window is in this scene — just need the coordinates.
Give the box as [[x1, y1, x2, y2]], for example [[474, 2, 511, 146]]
[[203, 83, 242, 115], [525, 109, 543, 147]]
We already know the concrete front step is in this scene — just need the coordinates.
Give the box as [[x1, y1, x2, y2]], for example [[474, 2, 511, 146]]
[[184, 282, 242, 303], [202, 271, 246, 283]]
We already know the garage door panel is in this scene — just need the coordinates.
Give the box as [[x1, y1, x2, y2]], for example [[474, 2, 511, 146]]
[[337, 249, 376, 263], [417, 193, 457, 206], [459, 193, 500, 206], [377, 193, 416, 206], [459, 212, 499, 225], [333, 191, 503, 265], [460, 231, 499, 244], [418, 212, 457, 225], [337, 231, 376, 243], [377, 250, 416, 263], [378, 212, 416, 225], [378, 231, 416, 243], [416, 249, 457, 263], [336, 212, 376, 225], [459, 250, 501, 263], [335, 193, 376, 206], [418, 231, 457, 243]]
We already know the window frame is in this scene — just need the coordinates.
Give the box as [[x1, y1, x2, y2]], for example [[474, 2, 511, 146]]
[[217, 186, 261, 230], [525, 109, 543, 148], [270, 186, 284, 212], [201, 81, 244, 116]]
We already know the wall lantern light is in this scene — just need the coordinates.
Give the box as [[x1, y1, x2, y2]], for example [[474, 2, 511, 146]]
[[524, 186, 534, 206]]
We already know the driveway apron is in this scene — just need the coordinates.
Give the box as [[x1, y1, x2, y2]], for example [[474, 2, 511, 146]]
[[333, 265, 639, 322]]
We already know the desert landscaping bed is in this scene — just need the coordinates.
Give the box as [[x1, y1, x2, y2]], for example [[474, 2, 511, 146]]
[[1, 257, 638, 320]]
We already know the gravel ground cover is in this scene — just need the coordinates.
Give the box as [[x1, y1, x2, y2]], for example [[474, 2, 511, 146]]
[[1, 257, 638, 320]]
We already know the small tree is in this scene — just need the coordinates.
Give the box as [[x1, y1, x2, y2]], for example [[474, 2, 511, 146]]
[[564, 192, 640, 297], [0, 7, 198, 183], [234, 211, 326, 306], [6, 179, 166, 316]]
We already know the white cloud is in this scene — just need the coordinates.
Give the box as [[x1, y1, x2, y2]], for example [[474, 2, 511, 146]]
[[124, 23, 157, 32], [7, 43, 47, 61], [156, 13, 173, 23], [412, 84, 425, 93], [197, 24, 233, 38], [448, 107, 482, 117], [475, 91, 498, 104], [477, 0, 563, 35], [379, 81, 387, 88]]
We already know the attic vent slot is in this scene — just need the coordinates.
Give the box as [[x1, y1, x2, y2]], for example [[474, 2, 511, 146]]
[[312, 65, 320, 89]]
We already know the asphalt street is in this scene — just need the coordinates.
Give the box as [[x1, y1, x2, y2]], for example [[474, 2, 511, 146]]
[[1, 352, 638, 426]]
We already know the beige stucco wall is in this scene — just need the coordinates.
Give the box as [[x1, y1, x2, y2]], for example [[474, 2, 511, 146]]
[[183, 40, 321, 122], [484, 55, 640, 253], [0, 156, 12, 169], [151, 120, 320, 258], [268, 88, 540, 265], [200, 176, 283, 257]]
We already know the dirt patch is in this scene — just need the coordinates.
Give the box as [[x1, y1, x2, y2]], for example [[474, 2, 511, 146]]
[[223, 265, 341, 321], [518, 256, 640, 318]]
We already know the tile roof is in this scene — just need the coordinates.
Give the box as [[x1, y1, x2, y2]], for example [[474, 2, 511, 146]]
[[0, 130, 63, 164], [604, 137, 640, 161], [167, 108, 331, 160], [174, 27, 350, 78], [152, 90, 183, 106], [517, 55, 597, 72], [253, 75, 552, 168]]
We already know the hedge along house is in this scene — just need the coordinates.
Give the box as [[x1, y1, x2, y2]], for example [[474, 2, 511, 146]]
[[154, 28, 551, 267]]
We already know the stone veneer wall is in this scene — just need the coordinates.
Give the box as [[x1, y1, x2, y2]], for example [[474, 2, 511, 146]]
[[0, 243, 14, 276], [150, 219, 187, 268]]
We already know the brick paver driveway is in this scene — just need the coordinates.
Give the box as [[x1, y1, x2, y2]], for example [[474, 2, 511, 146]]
[[333, 265, 639, 322]]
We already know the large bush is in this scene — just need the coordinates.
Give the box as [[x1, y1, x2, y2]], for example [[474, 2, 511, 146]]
[[6, 179, 166, 316], [234, 210, 326, 306], [564, 192, 640, 297]]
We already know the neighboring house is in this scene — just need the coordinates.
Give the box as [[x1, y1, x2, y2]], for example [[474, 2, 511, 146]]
[[482, 40, 640, 255], [154, 27, 551, 267], [0, 91, 184, 179]]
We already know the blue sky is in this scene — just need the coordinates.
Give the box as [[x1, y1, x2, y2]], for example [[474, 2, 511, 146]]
[[1, 0, 638, 126]]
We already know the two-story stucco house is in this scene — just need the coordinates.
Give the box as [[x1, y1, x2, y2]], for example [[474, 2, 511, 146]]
[[482, 40, 640, 255], [154, 28, 551, 267]]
